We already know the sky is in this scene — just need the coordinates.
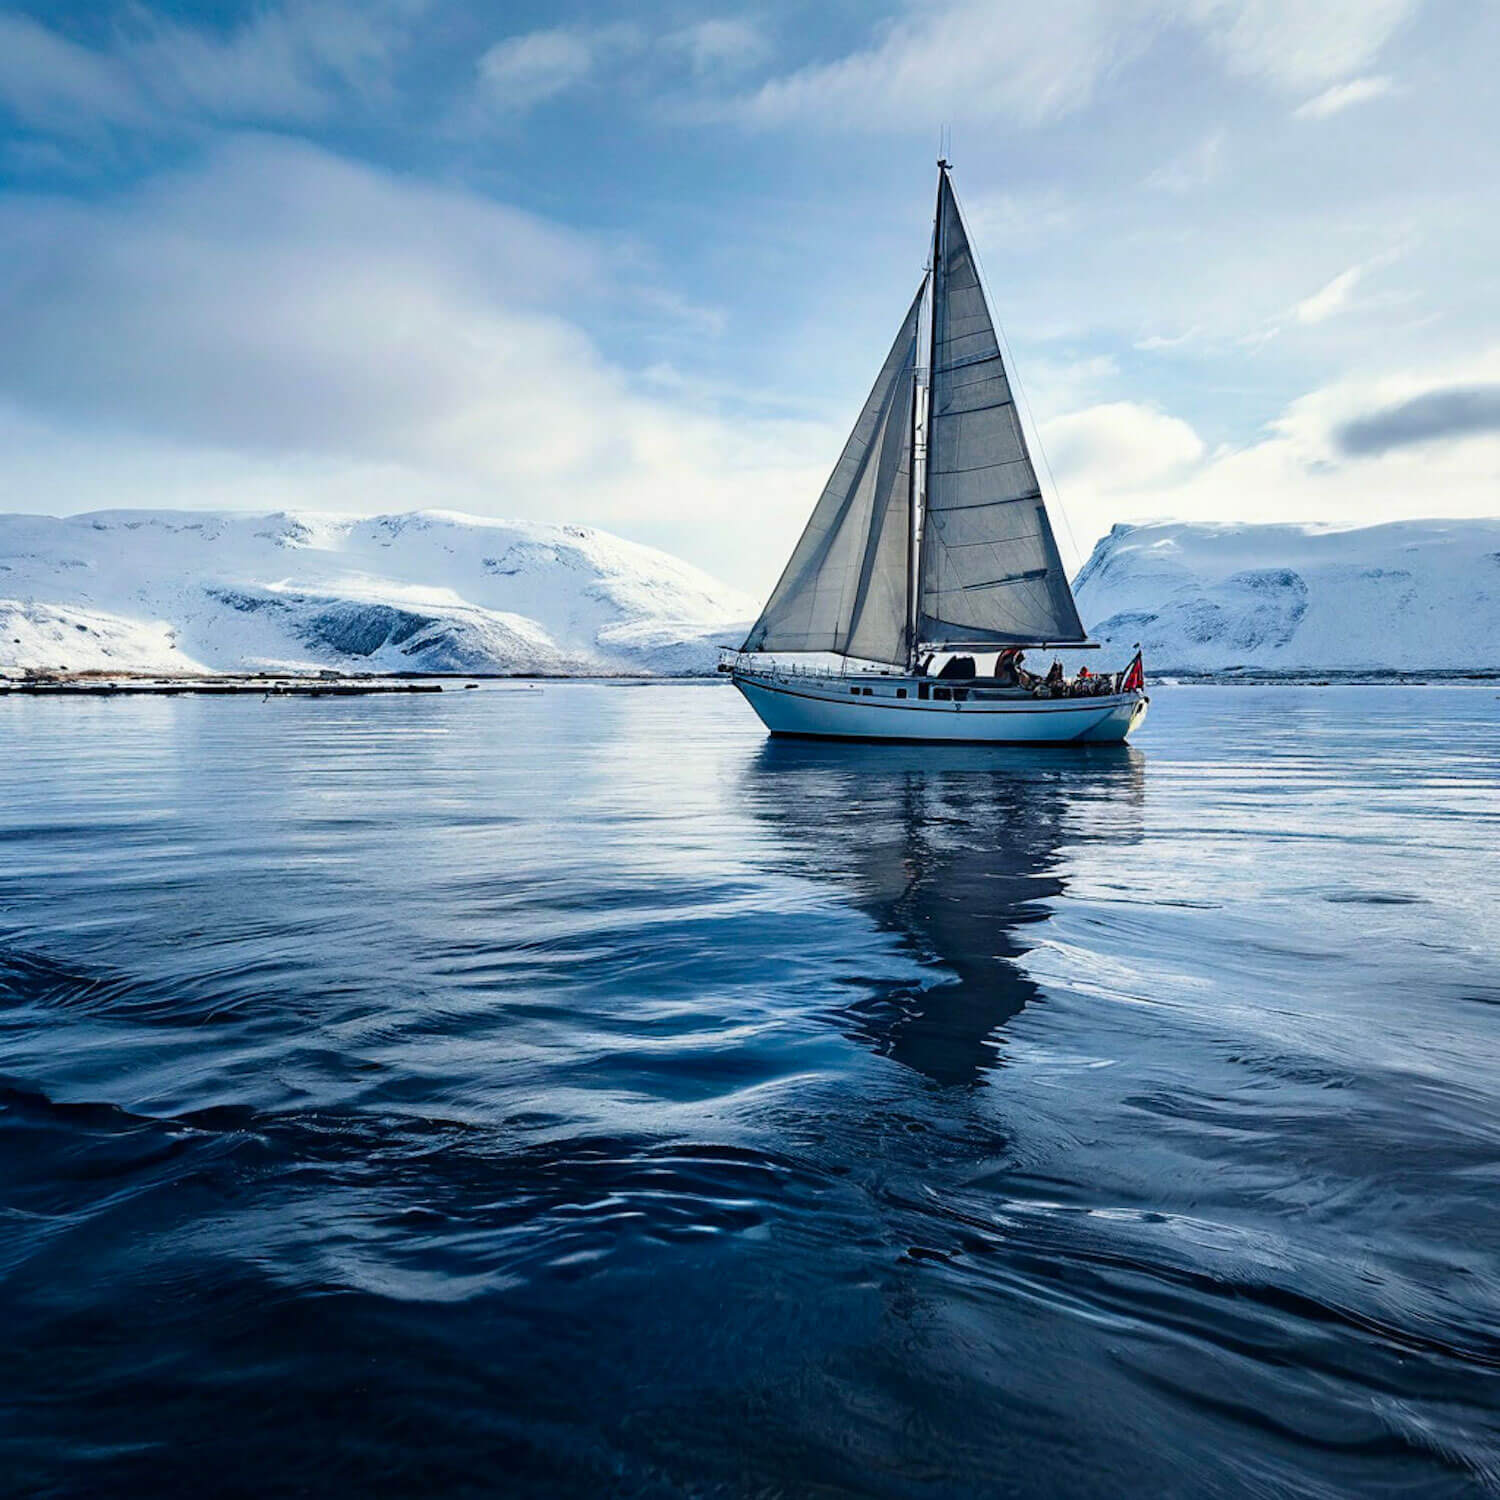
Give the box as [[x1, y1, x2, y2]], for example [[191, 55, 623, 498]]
[[0, 0, 1496, 593]]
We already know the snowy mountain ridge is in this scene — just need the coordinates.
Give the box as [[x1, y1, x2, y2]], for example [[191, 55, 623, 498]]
[[3, 510, 1497, 678], [1073, 518, 1500, 674], [0, 509, 757, 676]]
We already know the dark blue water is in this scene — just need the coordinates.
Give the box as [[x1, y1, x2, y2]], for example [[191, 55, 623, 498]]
[[1, 684, 1497, 1498]]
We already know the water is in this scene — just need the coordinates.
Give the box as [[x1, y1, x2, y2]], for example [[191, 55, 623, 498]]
[[1, 683, 1497, 1498]]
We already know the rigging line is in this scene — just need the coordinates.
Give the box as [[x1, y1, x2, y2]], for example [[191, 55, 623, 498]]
[[946, 173, 1086, 579]]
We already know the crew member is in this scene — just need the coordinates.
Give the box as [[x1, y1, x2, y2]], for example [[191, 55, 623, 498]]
[[994, 648, 1022, 687]]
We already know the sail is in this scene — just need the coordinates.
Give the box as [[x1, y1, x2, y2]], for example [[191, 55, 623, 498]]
[[741, 283, 924, 665], [918, 173, 1086, 646]]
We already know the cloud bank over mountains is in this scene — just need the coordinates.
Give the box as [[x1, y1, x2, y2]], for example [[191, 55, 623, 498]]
[[0, 131, 829, 589], [1043, 351, 1500, 551]]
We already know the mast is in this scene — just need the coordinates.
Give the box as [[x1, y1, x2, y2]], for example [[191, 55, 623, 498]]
[[905, 366, 919, 673], [908, 159, 948, 671], [927, 157, 948, 417]]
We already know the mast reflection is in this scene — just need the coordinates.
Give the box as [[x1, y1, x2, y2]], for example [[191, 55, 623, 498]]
[[740, 740, 1146, 1085]]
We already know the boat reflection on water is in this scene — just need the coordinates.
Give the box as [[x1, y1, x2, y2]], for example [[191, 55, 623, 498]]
[[740, 739, 1146, 1085]]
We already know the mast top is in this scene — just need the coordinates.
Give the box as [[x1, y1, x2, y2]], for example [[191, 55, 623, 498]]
[[936, 157, 951, 171]]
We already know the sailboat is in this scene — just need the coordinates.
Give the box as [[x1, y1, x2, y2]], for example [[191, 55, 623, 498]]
[[727, 161, 1147, 745]]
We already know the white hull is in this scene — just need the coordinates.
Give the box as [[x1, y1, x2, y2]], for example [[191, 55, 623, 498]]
[[731, 666, 1146, 744]]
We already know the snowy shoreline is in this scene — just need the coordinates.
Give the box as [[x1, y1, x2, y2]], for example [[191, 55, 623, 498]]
[[6, 669, 1497, 697]]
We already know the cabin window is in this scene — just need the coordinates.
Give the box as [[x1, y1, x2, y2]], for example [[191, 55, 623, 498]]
[[849, 686, 859, 695], [896, 688, 907, 699], [863, 687, 874, 696], [953, 688, 969, 703], [918, 683, 930, 700], [934, 687, 951, 701]]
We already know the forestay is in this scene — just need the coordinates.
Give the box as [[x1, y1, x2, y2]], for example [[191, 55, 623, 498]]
[[918, 173, 1085, 646], [741, 283, 924, 666]]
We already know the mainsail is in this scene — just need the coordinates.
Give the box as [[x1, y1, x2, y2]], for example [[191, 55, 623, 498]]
[[741, 283, 924, 666], [917, 171, 1085, 647]]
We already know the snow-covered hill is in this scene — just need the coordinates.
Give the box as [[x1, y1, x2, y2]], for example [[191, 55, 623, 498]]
[[7, 510, 1496, 679], [1074, 519, 1500, 674], [0, 510, 756, 676]]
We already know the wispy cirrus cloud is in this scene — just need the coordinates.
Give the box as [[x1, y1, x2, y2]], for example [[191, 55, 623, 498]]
[[1135, 328, 1202, 351], [0, 13, 151, 131], [1295, 265, 1363, 324], [733, 0, 1159, 130], [663, 18, 770, 75], [0, 1, 419, 136], [473, 24, 642, 117], [1185, 0, 1416, 90], [1293, 74, 1395, 119], [717, 0, 1421, 131], [468, 17, 770, 121]]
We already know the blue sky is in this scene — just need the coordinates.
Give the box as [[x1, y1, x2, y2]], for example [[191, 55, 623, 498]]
[[0, 0, 1496, 590]]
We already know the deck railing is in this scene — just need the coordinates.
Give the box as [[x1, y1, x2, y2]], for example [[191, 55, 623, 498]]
[[720, 650, 1135, 698], [718, 652, 903, 683]]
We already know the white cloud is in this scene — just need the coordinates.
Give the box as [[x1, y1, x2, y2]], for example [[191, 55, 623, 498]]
[[0, 135, 828, 590], [1293, 74, 1395, 119], [475, 24, 640, 115], [1295, 265, 1363, 323], [737, 0, 1161, 130], [469, 16, 772, 124], [1043, 401, 1207, 492], [664, 19, 770, 75], [1135, 328, 1201, 350]]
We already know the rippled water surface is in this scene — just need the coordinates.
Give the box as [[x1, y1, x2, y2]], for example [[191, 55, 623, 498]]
[[2, 683, 1497, 1498]]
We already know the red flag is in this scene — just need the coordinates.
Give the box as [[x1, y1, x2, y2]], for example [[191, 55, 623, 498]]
[[1120, 650, 1144, 694]]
